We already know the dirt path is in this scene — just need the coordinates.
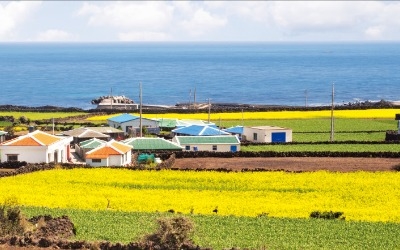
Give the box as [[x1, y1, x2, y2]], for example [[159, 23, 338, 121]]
[[173, 157, 400, 172]]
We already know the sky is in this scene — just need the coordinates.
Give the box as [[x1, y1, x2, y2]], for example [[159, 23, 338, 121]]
[[1, 1, 400, 42]]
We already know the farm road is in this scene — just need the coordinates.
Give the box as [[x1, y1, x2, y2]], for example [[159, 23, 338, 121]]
[[173, 157, 400, 172]]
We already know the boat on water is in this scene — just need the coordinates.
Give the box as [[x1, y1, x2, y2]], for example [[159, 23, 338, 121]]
[[91, 95, 139, 110]]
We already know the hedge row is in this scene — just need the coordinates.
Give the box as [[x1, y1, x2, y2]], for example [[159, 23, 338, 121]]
[[174, 151, 400, 158], [0, 161, 27, 169], [241, 140, 400, 146]]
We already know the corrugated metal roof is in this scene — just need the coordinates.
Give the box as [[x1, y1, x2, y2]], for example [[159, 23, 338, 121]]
[[87, 126, 124, 134], [172, 125, 229, 136], [223, 126, 243, 134], [175, 135, 240, 144], [107, 113, 139, 123], [63, 127, 110, 138], [157, 119, 178, 128], [110, 141, 132, 153], [123, 137, 183, 150], [79, 138, 107, 149], [1, 130, 64, 146]]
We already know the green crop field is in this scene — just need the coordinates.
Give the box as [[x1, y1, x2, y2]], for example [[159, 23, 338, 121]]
[[0, 111, 87, 121], [218, 118, 396, 132], [242, 143, 400, 152], [20, 206, 400, 250]]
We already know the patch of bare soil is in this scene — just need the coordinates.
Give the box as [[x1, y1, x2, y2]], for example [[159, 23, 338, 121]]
[[173, 157, 400, 172], [0, 215, 76, 250]]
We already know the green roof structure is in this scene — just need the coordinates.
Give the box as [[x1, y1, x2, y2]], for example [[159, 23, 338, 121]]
[[79, 138, 107, 149], [123, 137, 183, 151]]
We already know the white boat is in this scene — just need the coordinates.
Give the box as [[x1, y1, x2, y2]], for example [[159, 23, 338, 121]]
[[91, 95, 139, 110]]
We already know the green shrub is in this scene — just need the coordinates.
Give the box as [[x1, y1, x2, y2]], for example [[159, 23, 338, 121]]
[[0, 198, 28, 236], [310, 210, 345, 220]]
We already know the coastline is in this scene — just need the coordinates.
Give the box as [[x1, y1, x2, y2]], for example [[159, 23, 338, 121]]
[[0, 100, 398, 113]]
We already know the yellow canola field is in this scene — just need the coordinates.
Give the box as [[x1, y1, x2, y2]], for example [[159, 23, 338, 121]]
[[2, 169, 400, 222], [87, 108, 400, 121]]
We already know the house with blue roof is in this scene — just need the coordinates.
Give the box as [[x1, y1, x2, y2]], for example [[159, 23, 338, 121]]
[[172, 135, 240, 152], [156, 118, 215, 131], [223, 126, 243, 140], [107, 113, 160, 135], [171, 125, 230, 136]]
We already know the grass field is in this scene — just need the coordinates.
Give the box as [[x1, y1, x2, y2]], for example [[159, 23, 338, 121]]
[[20, 206, 400, 249], [0, 111, 87, 120], [242, 143, 400, 152]]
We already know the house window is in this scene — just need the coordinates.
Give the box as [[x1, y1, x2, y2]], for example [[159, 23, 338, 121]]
[[253, 133, 258, 141], [212, 145, 218, 151], [92, 159, 101, 163], [185, 146, 190, 150], [7, 155, 18, 162]]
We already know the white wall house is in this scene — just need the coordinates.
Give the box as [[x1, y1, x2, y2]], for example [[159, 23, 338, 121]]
[[107, 113, 159, 135], [173, 135, 241, 152], [0, 130, 73, 163], [85, 140, 132, 167], [242, 126, 292, 143]]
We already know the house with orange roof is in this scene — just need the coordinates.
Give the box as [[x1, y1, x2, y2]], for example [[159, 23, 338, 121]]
[[0, 130, 73, 163], [85, 140, 132, 167]]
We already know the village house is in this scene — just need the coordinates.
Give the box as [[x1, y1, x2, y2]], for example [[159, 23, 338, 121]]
[[171, 125, 229, 136], [0, 130, 72, 163], [242, 126, 292, 143], [172, 135, 241, 152], [85, 140, 132, 167], [107, 113, 159, 135], [123, 137, 183, 152]]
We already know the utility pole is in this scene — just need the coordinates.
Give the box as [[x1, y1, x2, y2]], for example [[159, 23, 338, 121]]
[[139, 82, 143, 137], [207, 98, 211, 124], [110, 87, 113, 110], [193, 87, 196, 109], [330, 83, 335, 142], [188, 89, 191, 109]]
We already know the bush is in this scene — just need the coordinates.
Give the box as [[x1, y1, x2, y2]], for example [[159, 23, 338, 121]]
[[0, 198, 28, 237], [140, 216, 195, 249], [310, 210, 345, 220]]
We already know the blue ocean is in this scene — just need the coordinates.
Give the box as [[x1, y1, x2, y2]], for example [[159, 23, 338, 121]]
[[0, 42, 399, 110]]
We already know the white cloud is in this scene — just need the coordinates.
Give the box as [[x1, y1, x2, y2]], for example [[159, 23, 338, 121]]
[[78, 2, 174, 31], [180, 8, 227, 36], [35, 29, 77, 42], [3, 1, 400, 42], [118, 31, 170, 42], [0, 1, 41, 40]]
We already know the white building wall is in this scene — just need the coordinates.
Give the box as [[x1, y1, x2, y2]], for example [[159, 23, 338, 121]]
[[243, 127, 292, 143], [109, 155, 122, 166], [180, 144, 240, 152], [86, 158, 108, 167], [0, 146, 48, 163]]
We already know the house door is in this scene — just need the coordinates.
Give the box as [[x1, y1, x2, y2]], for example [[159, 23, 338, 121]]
[[271, 132, 286, 143], [54, 151, 58, 163], [230, 145, 237, 152]]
